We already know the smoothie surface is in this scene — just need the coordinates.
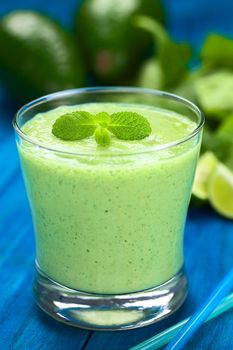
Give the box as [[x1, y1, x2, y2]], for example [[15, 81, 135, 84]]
[[21, 103, 197, 155]]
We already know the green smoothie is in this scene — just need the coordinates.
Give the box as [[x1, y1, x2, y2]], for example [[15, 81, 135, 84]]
[[19, 103, 199, 294]]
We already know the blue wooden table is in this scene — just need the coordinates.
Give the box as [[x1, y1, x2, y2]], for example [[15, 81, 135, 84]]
[[0, 1, 233, 349]]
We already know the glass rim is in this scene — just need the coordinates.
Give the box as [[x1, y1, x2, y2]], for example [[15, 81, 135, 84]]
[[13, 86, 205, 157]]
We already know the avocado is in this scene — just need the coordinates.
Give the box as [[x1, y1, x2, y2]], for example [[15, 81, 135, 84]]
[[75, 0, 164, 84], [0, 11, 85, 103]]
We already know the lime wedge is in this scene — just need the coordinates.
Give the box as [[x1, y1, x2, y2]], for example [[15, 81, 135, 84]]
[[192, 152, 218, 200], [208, 163, 233, 219]]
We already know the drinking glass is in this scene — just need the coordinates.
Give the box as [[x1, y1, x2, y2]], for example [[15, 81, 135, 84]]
[[13, 87, 204, 330]]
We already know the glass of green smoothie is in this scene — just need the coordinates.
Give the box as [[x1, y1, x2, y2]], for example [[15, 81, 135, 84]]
[[13, 87, 204, 330]]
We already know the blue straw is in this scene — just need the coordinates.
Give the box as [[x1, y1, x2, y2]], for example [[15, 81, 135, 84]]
[[164, 266, 233, 350], [130, 293, 233, 350]]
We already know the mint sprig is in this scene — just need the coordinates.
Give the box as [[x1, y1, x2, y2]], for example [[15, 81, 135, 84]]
[[52, 110, 152, 147]]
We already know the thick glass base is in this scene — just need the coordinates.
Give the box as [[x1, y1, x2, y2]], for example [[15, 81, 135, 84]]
[[33, 266, 188, 330]]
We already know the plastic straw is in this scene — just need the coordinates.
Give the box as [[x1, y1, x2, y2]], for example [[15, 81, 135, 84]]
[[164, 266, 233, 350], [130, 292, 233, 350]]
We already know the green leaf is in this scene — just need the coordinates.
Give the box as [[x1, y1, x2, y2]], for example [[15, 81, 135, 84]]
[[217, 114, 233, 135], [159, 40, 191, 87], [94, 126, 111, 147], [201, 127, 214, 153], [208, 134, 233, 162], [134, 15, 191, 87], [216, 114, 233, 171], [108, 112, 151, 140], [52, 111, 97, 140], [202, 127, 233, 166], [201, 34, 233, 70]]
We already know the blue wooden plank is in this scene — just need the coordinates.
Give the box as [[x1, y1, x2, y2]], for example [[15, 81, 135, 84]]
[[1, 276, 90, 350], [12, 307, 91, 350], [187, 311, 233, 349], [0, 126, 20, 195], [0, 170, 30, 248]]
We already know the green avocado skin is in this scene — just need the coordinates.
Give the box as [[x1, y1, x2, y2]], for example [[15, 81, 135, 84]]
[[75, 0, 164, 84], [0, 11, 84, 103]]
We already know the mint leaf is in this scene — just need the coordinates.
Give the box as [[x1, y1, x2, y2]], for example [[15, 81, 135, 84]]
[[201, 34, 233, 70], [52, 111, 97, 140], [94, 126, 111, 147], [107, 112, 151, 140], [134, 16, 191, 87]]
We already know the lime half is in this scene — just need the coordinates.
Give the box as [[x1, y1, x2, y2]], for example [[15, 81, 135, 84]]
[[208, 163, 233, 219], [192, 152, 218, 200]]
